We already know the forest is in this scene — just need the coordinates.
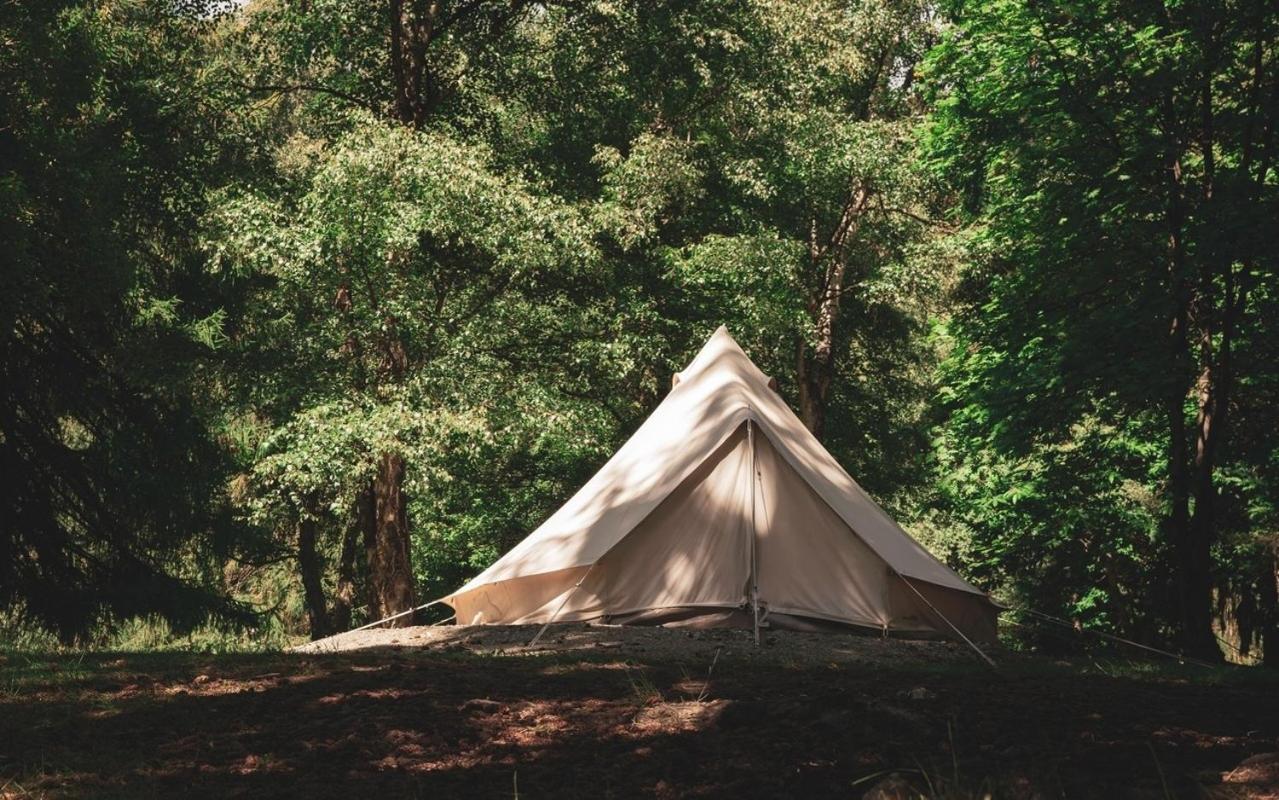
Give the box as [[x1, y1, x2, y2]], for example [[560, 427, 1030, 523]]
[[7, 2, 1279, 797], [3, 0, 1278, 670]]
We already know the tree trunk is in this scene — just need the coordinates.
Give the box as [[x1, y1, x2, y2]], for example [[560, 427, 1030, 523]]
[[330, 519, 362, 632], [1183, 300, 1235, 661], [1261, 542, 1279, 669], [796, 338, 830, 440], [795, 186, 870, 440], [297, 508, 332, 641], [796, 253, 845, 441], [1183, 355, 1225, 661], [357, 483, 379, 617], [366, 452, 416, 626], [1159, 134, 1216, 658], [390, 0, 440, 128]]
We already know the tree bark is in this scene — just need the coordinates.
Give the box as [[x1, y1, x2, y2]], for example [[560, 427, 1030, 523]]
[[1183, 352, 1225, 661], [795, 337, 830, 441], [297, 506, 332, 640], [330, 517, 363, 632], [366, 452, 416, 626], [1261, 542, 1279, 668], [390, 0, 440, 128], [1159, 129, 1218, 658], [1182, 275, 1237, 661], [357, 483, 379, 616], [795, 185, 871, 440]]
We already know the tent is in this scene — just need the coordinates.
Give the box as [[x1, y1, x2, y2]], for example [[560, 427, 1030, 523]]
[[443, 327, 999, 644]]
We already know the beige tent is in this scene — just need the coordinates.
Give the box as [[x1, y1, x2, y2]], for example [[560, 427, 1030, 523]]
[[443, 327, 999, 644]]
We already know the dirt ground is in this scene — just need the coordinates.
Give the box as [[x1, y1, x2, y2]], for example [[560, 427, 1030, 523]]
[[3, 624, 1279, 799]]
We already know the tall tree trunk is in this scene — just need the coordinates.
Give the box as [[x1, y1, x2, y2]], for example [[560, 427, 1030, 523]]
[[1182, 285, 1236, 661], [1160, 132, 1212, 657], [297, 505, 332, 641], [1261, 541, 1279, 669], [357, 483, 379, 617], [1184, 353, 1225, 661], [796, 334, 832, 440], [330, 519, 362, 632], [795, 186, 870, 439], [389, 0, 440, 128], [1176, 58, 1235, 661], [366, 452, 416, 626]]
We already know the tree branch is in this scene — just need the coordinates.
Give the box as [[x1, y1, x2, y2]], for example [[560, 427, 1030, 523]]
[[875, 201, 956, 231], [235, 82, 382, 115]]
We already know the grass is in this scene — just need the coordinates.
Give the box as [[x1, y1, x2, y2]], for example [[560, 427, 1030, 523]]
[[623, 663, 664, 704]]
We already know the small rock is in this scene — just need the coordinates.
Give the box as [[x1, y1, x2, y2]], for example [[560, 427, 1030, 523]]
[[460, 698, 502, 714], [192, 674, 211, 685], [904, 687, 934, 701]]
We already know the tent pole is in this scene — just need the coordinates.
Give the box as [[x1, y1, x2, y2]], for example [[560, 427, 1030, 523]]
[[528, 563, 597, 648], [748, 418, 760, 646], [895, 573, 996, 668]]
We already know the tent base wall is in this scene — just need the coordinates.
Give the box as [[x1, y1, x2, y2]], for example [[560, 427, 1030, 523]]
[[603, 607, 957, 638], [887, 579, 1001, 644], [456, 604, 994, 641]]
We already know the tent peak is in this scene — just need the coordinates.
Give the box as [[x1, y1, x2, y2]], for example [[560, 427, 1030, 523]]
[[678, 325, 763, 384]]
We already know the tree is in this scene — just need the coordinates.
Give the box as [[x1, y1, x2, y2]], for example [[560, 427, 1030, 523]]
[[927, 0, 1278, 659], [212, 0, 572, 632], [0, 0, 258, 638], [209, 118, 598, 633], [484, 0, 953, 503]]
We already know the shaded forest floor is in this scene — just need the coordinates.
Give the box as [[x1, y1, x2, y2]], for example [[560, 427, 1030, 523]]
[[3, 624, 1279, 799]]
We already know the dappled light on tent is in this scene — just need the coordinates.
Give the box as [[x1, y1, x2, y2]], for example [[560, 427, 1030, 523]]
[[445, 327, 999, 644]]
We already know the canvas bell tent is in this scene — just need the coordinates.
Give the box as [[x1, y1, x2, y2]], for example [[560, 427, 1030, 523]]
[[443, 327, 1000, 644]]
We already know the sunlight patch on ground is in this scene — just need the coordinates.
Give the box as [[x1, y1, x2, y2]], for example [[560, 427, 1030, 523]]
[[626, 699, 729, 737], [1220, 753, 1279, 800]]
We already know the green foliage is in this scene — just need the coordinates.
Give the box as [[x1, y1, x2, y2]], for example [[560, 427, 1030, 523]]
[[8, 0, 1275, 661], [0, 0, 260, 639], [924, 0, 1279, 649], [207, 113, 613, 604]]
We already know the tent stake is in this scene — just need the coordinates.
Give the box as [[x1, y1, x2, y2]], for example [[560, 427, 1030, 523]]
[[896, 573, 996, 668]]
